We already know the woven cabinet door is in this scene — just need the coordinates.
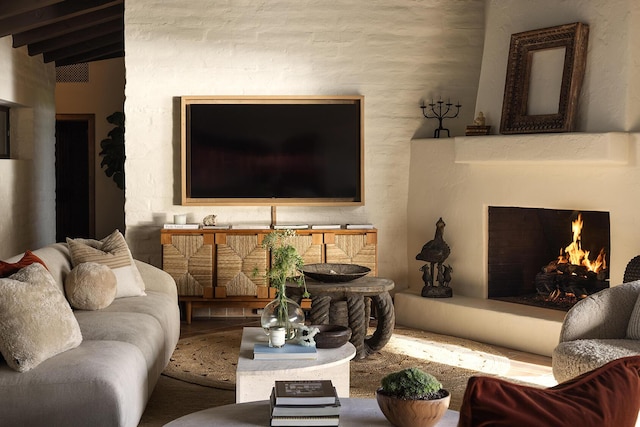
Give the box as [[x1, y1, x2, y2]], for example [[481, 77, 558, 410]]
[[216, 234, 268, 297], [162, 234, 213, 296], [325, 232, 377, 276]]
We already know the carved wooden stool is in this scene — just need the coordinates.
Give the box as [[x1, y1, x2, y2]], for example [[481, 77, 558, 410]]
[[288, 277, 395, 359]]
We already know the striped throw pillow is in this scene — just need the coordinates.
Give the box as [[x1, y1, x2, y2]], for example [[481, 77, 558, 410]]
[[66, 230, 146, 298]]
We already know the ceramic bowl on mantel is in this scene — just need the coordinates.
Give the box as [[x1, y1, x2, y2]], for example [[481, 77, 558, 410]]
[[301, 263, 371, 283]]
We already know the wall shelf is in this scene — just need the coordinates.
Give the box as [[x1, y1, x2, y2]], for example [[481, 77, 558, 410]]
[[453, 132, 630, 165]]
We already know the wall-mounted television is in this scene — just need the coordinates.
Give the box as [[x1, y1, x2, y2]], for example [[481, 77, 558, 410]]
[[181, 95, 364, 206]]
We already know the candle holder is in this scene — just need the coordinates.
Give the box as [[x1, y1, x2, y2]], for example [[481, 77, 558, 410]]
[[420, 98, 462, 138]]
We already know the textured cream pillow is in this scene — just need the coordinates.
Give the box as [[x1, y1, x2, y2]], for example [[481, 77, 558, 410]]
[[66, 229, 146, 298], [65, 262, 117, 310], [0, 263, 83, 372], [627, 293, 640, 339]]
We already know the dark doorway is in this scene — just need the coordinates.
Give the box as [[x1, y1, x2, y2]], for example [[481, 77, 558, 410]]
[[55, 115, 95, 241]]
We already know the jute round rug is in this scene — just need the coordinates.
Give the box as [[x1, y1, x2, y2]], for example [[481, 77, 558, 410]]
[[163, 326, 512, 411]]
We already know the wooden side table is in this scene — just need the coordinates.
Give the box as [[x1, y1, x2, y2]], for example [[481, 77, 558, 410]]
[[288, 277, 395, 359]]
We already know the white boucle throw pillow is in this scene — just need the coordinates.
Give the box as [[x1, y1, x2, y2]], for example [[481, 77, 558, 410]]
[[66, 229, 146, 298], [0, 263, 83, 372], [65, 262, 117, 310]]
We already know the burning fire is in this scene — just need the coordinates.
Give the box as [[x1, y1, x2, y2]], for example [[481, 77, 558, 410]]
[[556, 213, 607, 274]]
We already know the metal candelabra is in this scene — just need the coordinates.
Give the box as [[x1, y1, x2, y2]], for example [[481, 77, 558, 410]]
[[420, 98, 462, 138]]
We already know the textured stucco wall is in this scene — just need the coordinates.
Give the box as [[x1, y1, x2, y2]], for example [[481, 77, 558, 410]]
[[0, 38, 56, 258], [407, 0, 640, 298], [475, 0, 637, 133], [123, 0, 486, 289]]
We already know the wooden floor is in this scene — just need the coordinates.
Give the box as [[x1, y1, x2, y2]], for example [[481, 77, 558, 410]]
[[180, 317, 556, 387]]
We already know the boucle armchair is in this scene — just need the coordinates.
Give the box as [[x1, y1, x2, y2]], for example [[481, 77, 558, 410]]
[[552, 280, 640, 383]]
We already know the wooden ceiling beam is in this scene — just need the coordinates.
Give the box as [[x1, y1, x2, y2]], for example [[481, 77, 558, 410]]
[[0, 0, 122, 38], [28, 19, 123, 55], [13, 4, 123, 47], [43, 33, 123, 63], [0, 0, 64, 20], [52, 43, 124, 66]]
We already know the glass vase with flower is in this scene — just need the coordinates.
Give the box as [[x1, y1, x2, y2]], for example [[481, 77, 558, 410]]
[[259, 229, 310, 347]]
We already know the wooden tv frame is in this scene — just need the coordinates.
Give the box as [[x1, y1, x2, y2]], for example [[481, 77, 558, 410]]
[[180, 95, 364, 207]]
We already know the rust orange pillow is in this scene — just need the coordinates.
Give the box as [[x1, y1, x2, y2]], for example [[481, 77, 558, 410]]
[[0, 251, 47, 278], [458, 355, 640, 427]]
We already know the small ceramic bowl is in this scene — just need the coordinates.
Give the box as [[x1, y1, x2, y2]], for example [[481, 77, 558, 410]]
[[312, 325, 352, 348]]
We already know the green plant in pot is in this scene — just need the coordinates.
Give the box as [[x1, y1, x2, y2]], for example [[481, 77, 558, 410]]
[[376, 367, 451, 427], [260, 229, 310, 347]]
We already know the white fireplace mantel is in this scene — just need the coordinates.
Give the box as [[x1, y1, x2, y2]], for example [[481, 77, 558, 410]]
[[454, 132, 630, 165]]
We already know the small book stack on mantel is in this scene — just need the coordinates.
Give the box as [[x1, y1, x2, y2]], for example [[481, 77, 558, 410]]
[[270, 380, 340, 426]]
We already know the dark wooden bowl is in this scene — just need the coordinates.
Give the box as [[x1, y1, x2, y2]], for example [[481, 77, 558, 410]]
[[301, 263, 371, 282], [312, 325, 352, 348]]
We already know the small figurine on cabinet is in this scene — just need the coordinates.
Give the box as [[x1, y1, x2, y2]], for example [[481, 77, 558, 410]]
[[202, 214, 217, 226]]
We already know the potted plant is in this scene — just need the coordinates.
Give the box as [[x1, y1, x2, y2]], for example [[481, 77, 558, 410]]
[[259, 229, 310, 346], [376, 367, 450, 427]]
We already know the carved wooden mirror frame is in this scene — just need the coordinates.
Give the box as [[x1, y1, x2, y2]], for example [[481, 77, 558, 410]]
[[500, 22, 589, 134]]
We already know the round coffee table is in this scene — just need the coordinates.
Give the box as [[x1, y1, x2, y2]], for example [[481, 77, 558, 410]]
[[165, 398, 460, 426]]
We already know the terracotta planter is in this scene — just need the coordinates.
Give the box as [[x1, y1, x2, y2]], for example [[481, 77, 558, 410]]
[[375, 389, 450, 427]]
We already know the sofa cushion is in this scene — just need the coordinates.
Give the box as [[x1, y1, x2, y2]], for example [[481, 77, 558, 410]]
[[67, 230, 146, 298], [0, 263, 83, 372], [65, 262, 117, 310], [459, 355, 640, 427], [0, 340, 147, 427], [552, 338, 640, 383], [0, 251, 47, 278]]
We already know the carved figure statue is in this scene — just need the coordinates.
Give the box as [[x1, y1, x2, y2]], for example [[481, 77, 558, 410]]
[[473, 111, 486, 126], [417, 218, 453, 297], [419, 264, 432, 286]]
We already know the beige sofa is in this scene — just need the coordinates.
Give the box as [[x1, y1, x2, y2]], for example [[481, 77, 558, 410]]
[[0, 243, 180, 427]]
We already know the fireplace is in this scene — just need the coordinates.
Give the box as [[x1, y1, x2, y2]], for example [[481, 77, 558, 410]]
[[487, 207, 610, 311]]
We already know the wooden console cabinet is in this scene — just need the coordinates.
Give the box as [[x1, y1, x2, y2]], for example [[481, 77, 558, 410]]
[[160, 228, 377, 323]]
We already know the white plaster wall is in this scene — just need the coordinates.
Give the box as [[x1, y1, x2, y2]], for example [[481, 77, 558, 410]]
[[0, 37, 56, 258], [407, 0, 640, 298], [55, 58, 126, 239], [475, 0, 636, 133], [123, 0, 486, 287]]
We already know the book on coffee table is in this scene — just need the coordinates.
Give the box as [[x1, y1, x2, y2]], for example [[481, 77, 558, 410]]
[[253, 343, 317, 360], [270, 389, 341, 416], [270, 415, 339, 426], [273, 380, 337, 405]]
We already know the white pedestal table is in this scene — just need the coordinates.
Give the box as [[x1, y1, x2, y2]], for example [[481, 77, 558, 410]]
[[235, 327, 356, 403]]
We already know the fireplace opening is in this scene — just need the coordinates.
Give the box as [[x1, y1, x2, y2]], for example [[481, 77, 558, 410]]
[[488, 207, 610, 311]]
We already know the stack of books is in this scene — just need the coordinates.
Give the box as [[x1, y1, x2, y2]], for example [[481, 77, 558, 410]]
[[270, 380, 340, 426]]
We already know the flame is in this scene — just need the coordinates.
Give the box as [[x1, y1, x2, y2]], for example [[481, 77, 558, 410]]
[[556, 214, 606, 273]]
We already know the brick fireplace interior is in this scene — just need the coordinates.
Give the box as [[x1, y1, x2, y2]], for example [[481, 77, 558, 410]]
[[487, 207, 610, 311]]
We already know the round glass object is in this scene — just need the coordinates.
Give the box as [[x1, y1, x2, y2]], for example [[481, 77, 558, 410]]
[[261, 296, 305, 342]]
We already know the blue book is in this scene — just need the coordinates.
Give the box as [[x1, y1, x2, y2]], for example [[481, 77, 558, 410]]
[[253, 343, 318, 360]]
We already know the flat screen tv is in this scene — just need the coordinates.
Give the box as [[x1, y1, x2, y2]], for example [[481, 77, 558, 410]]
[[181, 95, 364, 206]]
